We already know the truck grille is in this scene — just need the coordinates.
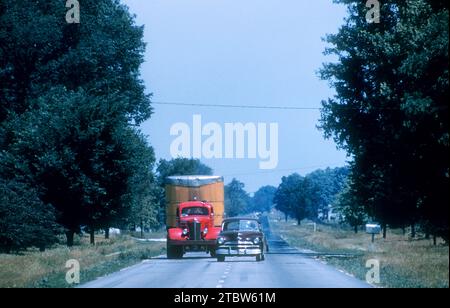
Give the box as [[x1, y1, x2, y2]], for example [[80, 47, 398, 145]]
[[188, 221, 201, 241]]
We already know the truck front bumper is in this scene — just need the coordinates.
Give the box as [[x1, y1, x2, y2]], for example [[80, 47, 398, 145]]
[[168, 239, 217, 246]]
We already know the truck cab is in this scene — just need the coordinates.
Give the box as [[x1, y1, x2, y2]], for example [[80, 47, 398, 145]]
[[166, 201, 221, 259]]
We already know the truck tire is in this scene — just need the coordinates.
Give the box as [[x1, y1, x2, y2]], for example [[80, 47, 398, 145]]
[[217, 256, 225, 262], [167, 244, 183, 259]]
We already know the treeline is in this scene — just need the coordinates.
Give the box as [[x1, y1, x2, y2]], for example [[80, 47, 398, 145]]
[[319, 0, 449, 241], [224, 179, 276, 217], [223, 167, 348, 225], [273, 167, 349, 225]]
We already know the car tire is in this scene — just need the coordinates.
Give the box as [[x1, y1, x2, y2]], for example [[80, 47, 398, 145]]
[[217, 256, 225, 262], [256, 254, 264, 262], [210, 250, 217, 258]]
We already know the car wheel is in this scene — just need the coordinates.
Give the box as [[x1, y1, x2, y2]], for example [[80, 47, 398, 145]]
[[217, 256, 225, 262], [256, 254, 262, 262], [210, 250, 217, 258]]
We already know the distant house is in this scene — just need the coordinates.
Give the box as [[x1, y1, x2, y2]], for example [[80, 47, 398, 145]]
[[318, 204, 342, 222]]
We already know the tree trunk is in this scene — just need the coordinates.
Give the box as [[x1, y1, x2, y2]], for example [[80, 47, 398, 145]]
[[66, 230, 74, 247], [402, 227, 406, 235], [433, 235, 437, 246], [382, 223, 387, 239], [140, 219, 144, 238], [297, 218, 301, 226], [90, 228, 95, 245], [105, 227, 110, 239], [285, 213, 288, 222], [411, 224, 416, 238], [354, 225, 358, 234]]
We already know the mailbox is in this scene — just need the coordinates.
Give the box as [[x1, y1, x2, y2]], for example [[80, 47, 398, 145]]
[[365, 223, 381, 234]]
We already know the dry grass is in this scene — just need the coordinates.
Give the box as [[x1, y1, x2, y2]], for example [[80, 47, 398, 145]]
[[270, 212, 449, 288], [0, 233, 166, 288]]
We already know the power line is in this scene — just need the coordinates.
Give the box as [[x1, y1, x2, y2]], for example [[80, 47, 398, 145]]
[[153, 101, 448, 111], [152, 101, 321, 110], [219, 162, 347, 177]]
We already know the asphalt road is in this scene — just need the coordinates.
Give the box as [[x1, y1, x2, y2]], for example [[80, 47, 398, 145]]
[[81, 220, 371, 288]]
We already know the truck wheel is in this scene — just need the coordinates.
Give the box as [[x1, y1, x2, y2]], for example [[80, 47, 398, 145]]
[[167, 244, 183, 259], [217, 256, 225, 262], [167, 244, 176, 259]]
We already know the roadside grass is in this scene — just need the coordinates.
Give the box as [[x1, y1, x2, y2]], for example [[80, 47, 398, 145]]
[[269, 212, 449, 288], [0, 232, 166, 288]]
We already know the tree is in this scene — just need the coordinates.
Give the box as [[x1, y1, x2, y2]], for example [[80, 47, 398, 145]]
[[0, 179, 60, 252], [252, 186, 277, 213], [336, 183, 367, 233], [274, 174, 320, 225], [307, 167, 349, 220], [319, 0, 448, 241], [156, 158, 213, 185], [155, 158, 213, 225], [123, 132, 159, 236], [225, 179, 252, 217], [0, 0, 153, 247]]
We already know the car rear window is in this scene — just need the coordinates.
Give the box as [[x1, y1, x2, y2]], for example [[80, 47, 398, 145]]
[[223, 220, 259, 231]]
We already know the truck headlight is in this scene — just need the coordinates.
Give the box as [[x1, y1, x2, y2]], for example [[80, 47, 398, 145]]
[[182, 228, 188, 236], [253, 237, 261, 245], [217, 237, 225, 245]]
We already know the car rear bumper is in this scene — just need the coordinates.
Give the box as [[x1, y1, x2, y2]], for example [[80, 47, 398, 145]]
[[216, 244, 262, 256]]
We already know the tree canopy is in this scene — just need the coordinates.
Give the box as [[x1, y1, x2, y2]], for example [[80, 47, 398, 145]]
[[0, 0, 156, 248], [319, 0, 448, 240]]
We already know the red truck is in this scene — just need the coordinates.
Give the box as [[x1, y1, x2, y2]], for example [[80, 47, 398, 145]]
[[165, 176, 224, 259]]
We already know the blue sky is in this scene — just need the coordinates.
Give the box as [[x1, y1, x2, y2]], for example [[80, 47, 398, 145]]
[[122, 0, 349, 193]]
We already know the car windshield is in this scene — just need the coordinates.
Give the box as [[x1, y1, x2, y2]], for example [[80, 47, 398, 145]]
[[223, 220, 259, 231], [181, 206, 209, 217]]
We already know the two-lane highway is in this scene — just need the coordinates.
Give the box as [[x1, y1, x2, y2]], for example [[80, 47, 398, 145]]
[[81, 224, 371, 288]]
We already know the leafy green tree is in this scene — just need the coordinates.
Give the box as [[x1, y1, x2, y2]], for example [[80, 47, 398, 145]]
[[0, 0, 153, 247], [320, 0, 448, 240], [124, 132, 159, 236], [307, 167, 349, 220], [336, 183, 367, 233], [0, 179, 60, 252], [252, 185, 277, 213], [274, 174, 320, 225], [155, 158, 213, 224], [225, 178, 252, 217], [156, 158, 213, 184]]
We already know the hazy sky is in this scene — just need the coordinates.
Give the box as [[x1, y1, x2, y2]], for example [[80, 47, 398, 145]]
[[122, 0, 349, 193]]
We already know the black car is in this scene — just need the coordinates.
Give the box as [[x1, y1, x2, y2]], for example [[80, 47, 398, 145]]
[[215, 217, 267, 262]]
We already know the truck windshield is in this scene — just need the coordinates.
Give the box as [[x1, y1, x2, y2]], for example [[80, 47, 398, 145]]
[[223, 220, 259, 231], [181, 207, 209, 216]]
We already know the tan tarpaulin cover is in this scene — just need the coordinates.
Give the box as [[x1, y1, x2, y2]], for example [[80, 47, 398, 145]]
[[165, 176, 224, 227]]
